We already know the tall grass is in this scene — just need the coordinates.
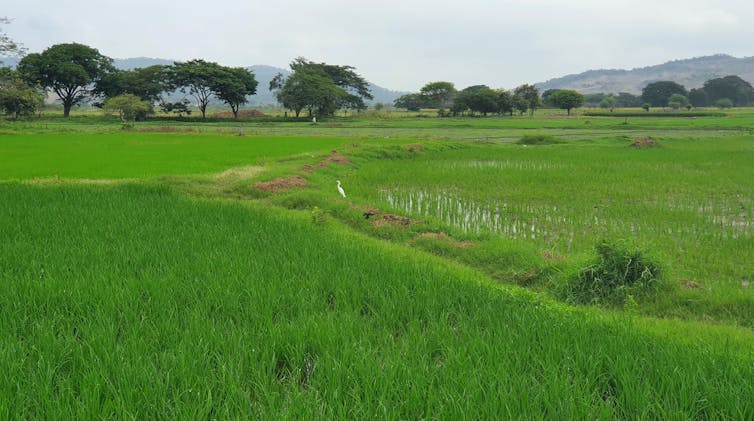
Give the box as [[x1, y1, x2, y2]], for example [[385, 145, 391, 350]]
[[1, 183, 753, 417]]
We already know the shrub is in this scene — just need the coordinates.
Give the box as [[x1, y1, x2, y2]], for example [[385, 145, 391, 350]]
[[562, 241, 662, 306]]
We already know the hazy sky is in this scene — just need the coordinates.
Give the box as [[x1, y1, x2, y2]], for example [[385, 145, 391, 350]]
[[3, 0, 753, 91]]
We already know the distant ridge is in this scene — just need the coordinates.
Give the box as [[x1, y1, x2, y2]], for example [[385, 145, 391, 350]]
[[1, 56, 406, 106], [536, 54, 754, 94]]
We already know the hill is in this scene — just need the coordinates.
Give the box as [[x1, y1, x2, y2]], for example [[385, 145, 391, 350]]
[[536, 54, 754, 94]]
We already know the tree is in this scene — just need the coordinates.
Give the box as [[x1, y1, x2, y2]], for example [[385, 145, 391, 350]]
[[95, 65, 172, 103], [714, 98, 733, 109], [272, 58, 371, 117], [103, 94, 150, 122], [642, 103, 650, 112], [171, 59, 228, 119], [641, 81, 686, 108], [688, 88, 708, 108], [453, 85, 499, 116], [0, 17, 26, 58], [211, 67, 258, 118], [600, 95, 617, 112], [17, 43, 114, 117], [0, 68, 44, 118], [159, 100, 192, 117], [272, 67, 343, 117], [667, 93, 689, 110], [549, 89, 584, 115], [703, 75, 754, 107], [513, 84, 540, 115], [497, 89, 513, 116], [541, 89, 564, 107], [615, 92, 642, 108], [393, 93, 424, 111], [419, 81, 455, 109], [290, 57, 372, 106]]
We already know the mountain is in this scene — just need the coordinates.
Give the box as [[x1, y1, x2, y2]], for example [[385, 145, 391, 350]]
[[1, 56, 406, 106], [536, 54, 754, 94]]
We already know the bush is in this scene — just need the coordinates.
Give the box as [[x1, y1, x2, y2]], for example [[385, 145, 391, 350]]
[[562, 241, 662, 306]]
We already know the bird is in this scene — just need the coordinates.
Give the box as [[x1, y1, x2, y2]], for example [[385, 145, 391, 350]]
[[337, 180, 346, 198]]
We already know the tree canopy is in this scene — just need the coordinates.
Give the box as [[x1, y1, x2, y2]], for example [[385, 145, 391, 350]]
[[18, 43, 114, 117], [419, 81, 456, 109], [272, 58, 371, 117], [513, 84, 540, 115], [703, 75, 754, 107], [0, 68, 44, 118], [95, 65, 172, 104], [548, 90, 584, 115], [211, 67, 258, 118], [170, 59, 225, 119], [641, 81, 686, 107], [452, 85, 499, 116], [393, 93, 424, 111]]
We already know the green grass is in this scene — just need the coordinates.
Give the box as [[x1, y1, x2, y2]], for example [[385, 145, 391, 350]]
[[2, 110, 754, 416], [1, 183, 753, 418], [0, 133, 350, 179]]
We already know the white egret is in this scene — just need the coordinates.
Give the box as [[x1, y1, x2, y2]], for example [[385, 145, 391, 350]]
[[337, 180, 346, 198]]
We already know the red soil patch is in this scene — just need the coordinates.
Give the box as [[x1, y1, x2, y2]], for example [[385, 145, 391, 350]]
[[543, 251, 566, 262], [678, 279, 701, 289], [302, 150, 352, 173], [630, 137, 659, 148], [252, 175, 308, 192], [404, 144, 425, 153], [371, 213, 415, 228]]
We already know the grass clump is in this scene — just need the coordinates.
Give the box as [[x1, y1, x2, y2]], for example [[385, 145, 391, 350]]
[[563, 241, 663, 306], [517, 134, 561, 145]]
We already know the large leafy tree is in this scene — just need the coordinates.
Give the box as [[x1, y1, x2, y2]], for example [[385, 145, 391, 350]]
[[497, 89, 514, 116], [452, 85, 499, 116], [290, 57, 372, 108], [702, 75, 754, 107], [211, 67, 258, 118], [271, 58, 371, 117], [95, 65, 173, 103], [170, 59, 225, 119], [0, 68, 44, 118], [18, 43, 114, 117], [271, 67, 343, 117], [419, 81, 456, 109], [513, 84, 540, 115], [641, 81, 686, 107], [549, 89, 584, 115]]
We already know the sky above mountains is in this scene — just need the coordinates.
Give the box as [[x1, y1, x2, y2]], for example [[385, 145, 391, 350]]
[[4, 0, 754, 91]]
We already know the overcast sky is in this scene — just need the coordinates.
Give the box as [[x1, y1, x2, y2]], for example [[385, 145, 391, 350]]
[[3, 0, 753, 91]]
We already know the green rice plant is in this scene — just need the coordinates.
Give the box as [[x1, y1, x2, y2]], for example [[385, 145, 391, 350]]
[[562, 241, 663, 306]]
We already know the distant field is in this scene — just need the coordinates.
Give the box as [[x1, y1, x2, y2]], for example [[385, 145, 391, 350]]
[[0, 133, 348, 179]]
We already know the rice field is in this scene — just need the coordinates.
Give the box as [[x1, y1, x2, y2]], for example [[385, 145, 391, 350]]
[[2, 111, 754, 417]]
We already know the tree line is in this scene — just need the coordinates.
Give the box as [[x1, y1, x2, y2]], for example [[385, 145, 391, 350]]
[[1, 21, 374, 120], [394, 76, 754, 115]]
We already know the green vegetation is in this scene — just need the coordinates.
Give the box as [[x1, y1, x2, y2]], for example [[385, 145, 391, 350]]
[[1, 108, 754, 416]]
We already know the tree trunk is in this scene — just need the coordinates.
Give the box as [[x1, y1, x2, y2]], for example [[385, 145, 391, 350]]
[[63, 103, 72, 118]]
